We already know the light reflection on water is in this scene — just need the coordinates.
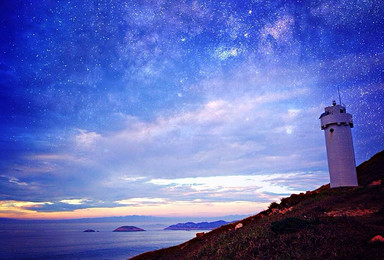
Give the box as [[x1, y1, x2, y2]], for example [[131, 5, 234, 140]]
[[0, 222, 201, 259]]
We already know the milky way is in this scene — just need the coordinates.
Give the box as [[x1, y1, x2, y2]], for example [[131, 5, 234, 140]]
[[1, 0, 383, 218]]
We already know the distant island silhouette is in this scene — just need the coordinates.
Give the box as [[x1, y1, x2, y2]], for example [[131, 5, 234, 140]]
[[83, 229, 96, 232], [164, 220, 229, 230], [113, 226, 145, 232]]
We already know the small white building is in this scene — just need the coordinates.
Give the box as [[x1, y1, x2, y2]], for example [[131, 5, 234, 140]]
[[320, 101, 358, 188]]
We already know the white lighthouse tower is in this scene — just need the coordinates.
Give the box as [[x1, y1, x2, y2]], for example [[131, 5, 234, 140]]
[[319, 100, 358, 188]]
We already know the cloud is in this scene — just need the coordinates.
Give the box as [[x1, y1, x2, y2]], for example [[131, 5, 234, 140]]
[[75, 129, 101, 148], [0, 200, 54, 216], [115, 197, 167, 205], [120, 176, 147, 182], [60, 199, 89, 205], [148, 172, 326, 199], [26, 154, 82, 162], [3, 83, 326, 203], [2, 176, 28, 186]]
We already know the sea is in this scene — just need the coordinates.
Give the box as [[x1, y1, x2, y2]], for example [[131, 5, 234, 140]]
[[0, 222, 200, 259]]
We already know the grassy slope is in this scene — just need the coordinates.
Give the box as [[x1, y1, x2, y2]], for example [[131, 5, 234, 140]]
[[131, 151, 384, 260]]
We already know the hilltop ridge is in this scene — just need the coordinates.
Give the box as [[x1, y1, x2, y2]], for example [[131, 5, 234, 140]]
[[131, 150, 384, 260]]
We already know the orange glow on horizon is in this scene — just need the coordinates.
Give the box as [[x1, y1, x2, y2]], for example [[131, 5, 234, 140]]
[[0, 200, 269, 220]]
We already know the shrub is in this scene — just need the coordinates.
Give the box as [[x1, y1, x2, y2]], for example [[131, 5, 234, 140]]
[[270, 217, 310, 234], [268, 202, 280, 210]]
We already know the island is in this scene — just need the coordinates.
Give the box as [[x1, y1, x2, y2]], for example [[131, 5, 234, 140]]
[[164, 220, 229, 230], [113, 226, 145, 232], [83, 229, 96, 232]]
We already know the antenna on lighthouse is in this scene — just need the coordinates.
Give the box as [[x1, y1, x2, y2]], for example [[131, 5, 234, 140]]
[[337, 86, 342, 105]]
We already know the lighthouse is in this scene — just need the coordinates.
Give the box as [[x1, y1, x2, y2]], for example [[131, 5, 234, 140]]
[[319, 101, 358, 188]]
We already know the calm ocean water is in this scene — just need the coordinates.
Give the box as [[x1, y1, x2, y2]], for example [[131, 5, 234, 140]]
[[0, 222, 199, 259]]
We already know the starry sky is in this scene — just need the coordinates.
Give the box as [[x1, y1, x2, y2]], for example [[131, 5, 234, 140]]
[[1, 0, 383, 219]]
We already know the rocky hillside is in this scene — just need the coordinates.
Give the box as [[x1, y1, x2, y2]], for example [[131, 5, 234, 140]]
[[131, 150, 384, 260]]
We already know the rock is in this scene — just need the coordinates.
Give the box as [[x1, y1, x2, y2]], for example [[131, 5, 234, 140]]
[[196, 232, 204, 238], [83, 229, 96, 232], [369, 179, 382, 186], [113, 226, 145, 232], [280, 206, 294, 214], [235, 223, 243, 230], [370, 235, 384, 243], [326, 208, 378, 217], [271, 208, 280, 214]]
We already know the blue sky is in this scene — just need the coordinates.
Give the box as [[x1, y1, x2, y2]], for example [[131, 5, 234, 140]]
[[1, 0, 383, 219]]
